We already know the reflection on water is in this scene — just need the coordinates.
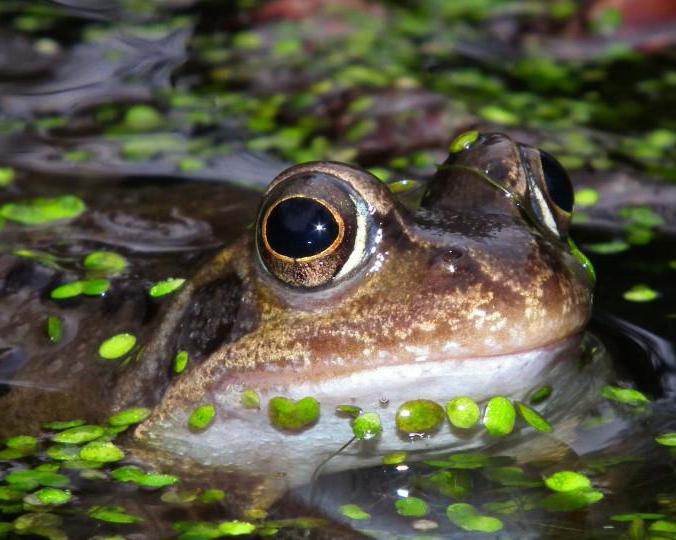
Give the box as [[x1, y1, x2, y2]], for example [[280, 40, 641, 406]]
[[0, 1, 674, 538]]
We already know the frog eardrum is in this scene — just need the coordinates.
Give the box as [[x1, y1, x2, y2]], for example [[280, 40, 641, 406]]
[[256, 162, 389, 288]]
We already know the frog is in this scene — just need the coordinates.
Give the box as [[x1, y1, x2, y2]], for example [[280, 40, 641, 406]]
[[0, 131, 603, 514]]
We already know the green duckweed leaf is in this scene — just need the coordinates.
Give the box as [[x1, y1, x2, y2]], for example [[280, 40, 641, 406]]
[[88, 506, 143, 524], [5, 470, 69, 490], [574, 188, 599, 207], [79, 442, 124, 463], [623, 284, 659, 302], [446, 397, 480, 429], [516, 402, 553, 432], [268, 397, 320, 431], [174, 350, 189, 374], [446, 503, 503, 532], [83, 251, 127, 275], [198, 489, 226, 503], [601, 385, 650, 406], [544, 471, 592, 492], [382, 452, 407, 465], [98, 333, 137, 360], [650, 520, 676, 534], [123, 105, 164, 132], [339, 504, 370, 520], [46, 445, 80, 461], [449, 130, 479, 153], [13, 512, 62, 531], [189, 404, 216, 431], [108, 407, 151, 427], [352, 412, 382, 440], [50, 281, 84, 300], [484, 466, 541, 488], [336, 405, 362, 418], [218, 521, 256, 536], [111, 466, 177, 488], [395, 399, 444, 434], [395, 497, 429, 517], [655, 433, 676, 446], [0, 167, 15, 187], [0, 195, 85, 225], [540, 488, 604, 511], [5, 436, 37, 452], [149, 278, 186, 297], [46, 316, 63, 343], [611, 513, 665, 522], [426, 470, 473, 499], [43, 420, 86, 431], [483, 397, 516, 437], [25, 488, 71, 506], [584, 241, 629, 255], [240, 389, 260, 409], [51, 425, 104, 444], [529, 385, 553, 404]]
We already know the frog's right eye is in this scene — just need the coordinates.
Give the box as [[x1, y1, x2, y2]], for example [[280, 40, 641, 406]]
[[256, 164, 383, 289]]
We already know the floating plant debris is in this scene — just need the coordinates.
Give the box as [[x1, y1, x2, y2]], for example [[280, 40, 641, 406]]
[[98, 333, 137, 360], [268, 397, 320, 431], [395, 399, 444, 434], [188, 404, 216, 431], [149, 278, 186, 297]]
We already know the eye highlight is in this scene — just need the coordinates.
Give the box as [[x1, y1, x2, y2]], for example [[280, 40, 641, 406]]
[[262, 196, 344, 261]]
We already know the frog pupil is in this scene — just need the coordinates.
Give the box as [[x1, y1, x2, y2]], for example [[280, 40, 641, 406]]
[[539, 150, 574, 213], [266, 197, 339, 258]]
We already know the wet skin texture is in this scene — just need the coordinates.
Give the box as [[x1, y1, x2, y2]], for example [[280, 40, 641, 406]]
[[0, 133, 593, 494]]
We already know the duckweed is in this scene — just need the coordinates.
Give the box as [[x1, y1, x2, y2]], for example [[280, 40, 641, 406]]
[[83, 251, 127, 274], [240, 389, 260, 409], [46, 315, 63, 343], [601, 385, 650, 406], [123, 105, 164, 132], [188, 404, 216, 430], [98, 333, 137, 360], [111, 466, 177, 488], [79, 442, 124, 463], [446, 503, 503, 532], [268, 397, 320, 431], [0, 167, 15, 186], [516, 402, 552, 432], [482, 397, 516, 437], [575, 188, 599, 207], [339, 504, 370, 520], [445, 397, 480, 429], [427, 470, 473, 499], [352, 412, 382, 440], [50, 281, 84, 299], [26, 487, 71, 506], [51, 425, 104, 444], [395, 497, 429, 517], [149, 278, 186, 297], [584, 241, 629, 254], [0, 195, 85, 225], [108, 407, 151, 427], [5, 470, 69, 490], [484, 466, 541, 488], [382, 452, 407, 465], [88, 505, 143, 524], [335, 405, 362, 417], [543, 471, 592, 492], [449, 130, 479, 153], [43, 420, 86, 431], [623, 284, 659, 302], [218, 521, 256, 535], [655, 433, 676, 446], [5, 436, 37, 452], [174, 351, 189, 374], [529, 385, 552, 404], [540, 489, 604, 511], [395, 399, 445, 434]]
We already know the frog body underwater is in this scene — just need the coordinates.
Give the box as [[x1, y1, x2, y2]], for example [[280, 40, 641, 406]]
[[0, 132, 600, 503]]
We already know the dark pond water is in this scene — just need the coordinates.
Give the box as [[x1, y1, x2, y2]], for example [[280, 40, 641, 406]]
[[0, 1, 675, 539]]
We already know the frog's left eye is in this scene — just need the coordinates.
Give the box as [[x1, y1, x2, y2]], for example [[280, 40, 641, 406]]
[[539, 150, 574, 214], [257, 164, 383, 289]]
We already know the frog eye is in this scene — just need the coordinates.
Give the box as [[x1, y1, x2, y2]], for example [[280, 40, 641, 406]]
[[539, 150, 574, 214], [256, 164, 383, 289], [261, 196, 344, 261]]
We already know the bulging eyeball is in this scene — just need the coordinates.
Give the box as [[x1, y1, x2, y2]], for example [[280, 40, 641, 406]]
[[256, 162, 389, 288]]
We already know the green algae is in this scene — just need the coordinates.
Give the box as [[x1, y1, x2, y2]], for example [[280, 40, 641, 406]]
[[395, 399, 444, 434], [268, 397, 320, 431], [98, 333, 137, 360], [149, 278, 186, 297], [188, 404, 216, 430], [445, 397, 480, 429], [0, 195, 85, 225]]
